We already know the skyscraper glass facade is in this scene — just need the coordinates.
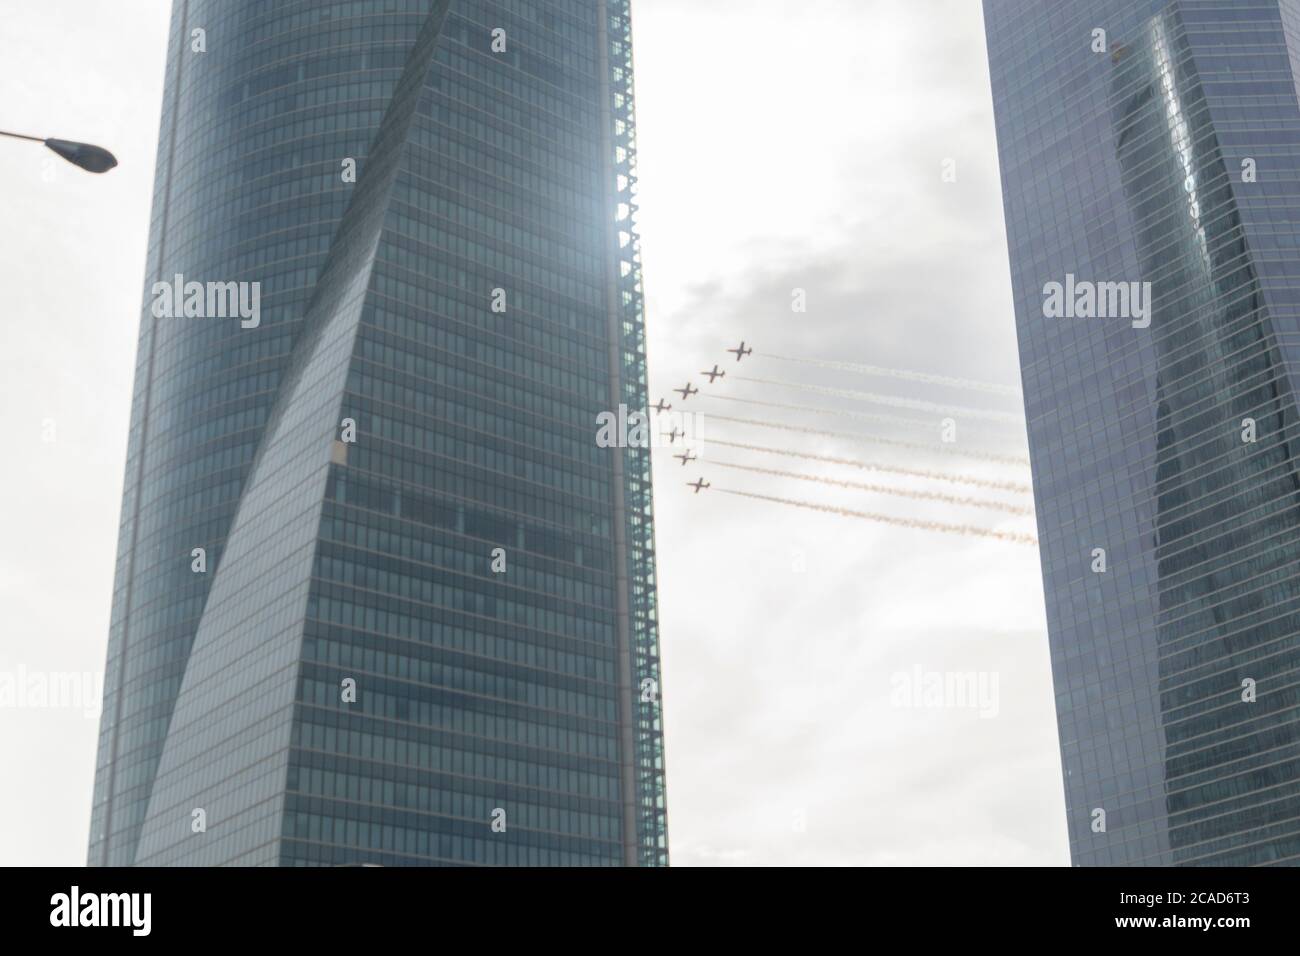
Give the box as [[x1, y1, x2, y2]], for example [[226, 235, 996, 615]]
[[89, 0, 667, 867], [986, 0, 1300, 865]]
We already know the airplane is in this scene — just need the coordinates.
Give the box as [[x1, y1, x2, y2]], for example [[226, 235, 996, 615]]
[[727, 341, 753, 362], [664, 428, 682, 444], [687, 477, 710, 494], [674, 382, 698, 400], [701, 364, 726, 384], [651, 398, 672, 414], [674, 450, 697, 466]]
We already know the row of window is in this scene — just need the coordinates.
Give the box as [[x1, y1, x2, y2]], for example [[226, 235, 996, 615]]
[[293, 714, 620, 799], [288, 763, 621, 839], [306, 589, 616, 680], [319, 510, 616, 609]]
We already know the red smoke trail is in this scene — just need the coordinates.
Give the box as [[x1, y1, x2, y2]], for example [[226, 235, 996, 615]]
[[706, 459, 1033, 515]]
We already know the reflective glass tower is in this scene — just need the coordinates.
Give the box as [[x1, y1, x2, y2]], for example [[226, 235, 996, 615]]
[[88, 0, 667, 867], [986, 0, 1300, 865]]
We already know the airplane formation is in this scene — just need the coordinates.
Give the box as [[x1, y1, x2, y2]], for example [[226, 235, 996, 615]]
[[653, 342, 750, 494], [640, 338, 1034, 546]]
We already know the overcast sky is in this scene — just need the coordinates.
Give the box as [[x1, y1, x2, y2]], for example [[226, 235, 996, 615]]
[[0, 0, 1068, 866]]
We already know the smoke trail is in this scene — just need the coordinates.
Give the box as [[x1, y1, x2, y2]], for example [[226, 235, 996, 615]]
[[698, 407, 1029, 466], [734, 375, 1023, 424], [757, 353, 1022, 397], [707, 437, 1033, 494], [706, 459, 1034, 515], [715, 488, 1039, 546], [703, 392, 941, 429], [702, 392, 1019, 438]]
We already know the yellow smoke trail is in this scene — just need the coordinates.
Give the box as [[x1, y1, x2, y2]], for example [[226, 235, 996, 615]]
[[734, 375, 1023, 425], [698, 408, 1029, 466], [706, 459, 1034, 515], [707, 437, 1033, 494], [757, 352, 1022, 397], [715, 488, 1039, 546]]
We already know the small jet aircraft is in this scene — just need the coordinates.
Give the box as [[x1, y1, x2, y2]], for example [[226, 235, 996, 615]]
[[701, 364, 726, 384], [665, 428, 682, 444], [674, 382, 699, 400], [727, 341, 753, 362], [673, 450, 697, 466], [688, 477, 710, 494], [651, 398, 673, 414]]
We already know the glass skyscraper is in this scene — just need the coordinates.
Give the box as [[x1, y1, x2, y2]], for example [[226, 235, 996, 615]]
[[986, 0, 1300, 864], [88, 0, 667, 867]]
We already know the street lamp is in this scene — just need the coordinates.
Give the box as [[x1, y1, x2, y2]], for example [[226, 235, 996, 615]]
[[0, 129, 117, 173]]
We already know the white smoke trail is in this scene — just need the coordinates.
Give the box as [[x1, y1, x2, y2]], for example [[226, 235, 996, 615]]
[[699, 408, 1029, 466], [707, 437, 1033, 494], [715, 488, 1039, 546], [702, 392, 1018, 438], [734, 375, 1023, 425], [757, 353, 1022, 397], [703, 392, 941, 428], [706, 459, 1034, 515]]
